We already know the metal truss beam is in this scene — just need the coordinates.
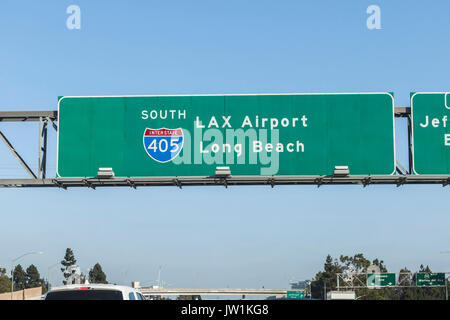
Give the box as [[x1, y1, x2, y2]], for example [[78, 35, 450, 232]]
[[0, 111, 57, 180], [1, 107, 447, 189], [1, 174, 450, 188], [38, 118, 48, 179], [394, 107, 410, 117], [0, 111, 57, 122], [140, 288, 287, 296], [0, 130, 37, 179]]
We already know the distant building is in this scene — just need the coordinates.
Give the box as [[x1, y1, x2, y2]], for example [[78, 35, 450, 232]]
[[290, 281, 308, 290]]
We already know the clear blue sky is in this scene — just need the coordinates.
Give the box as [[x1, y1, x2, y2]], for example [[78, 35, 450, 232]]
[[0, 0, 450, 289]]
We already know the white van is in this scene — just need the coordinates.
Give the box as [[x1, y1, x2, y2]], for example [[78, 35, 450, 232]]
[[44, 284, 146, 300]]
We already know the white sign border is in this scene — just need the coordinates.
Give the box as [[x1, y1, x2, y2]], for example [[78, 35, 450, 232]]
[[56, 92, 396, 178], [411, 92, 450, 175]]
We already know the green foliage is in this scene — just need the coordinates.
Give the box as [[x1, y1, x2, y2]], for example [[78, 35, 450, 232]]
[[311, 254, 448, 300], [1, 264, 46, 293], [61, 248, 77, 285], [310, 255, 343, 299], [88, 263, 108, 284], [0, 268, 11, 293], [25, 264, 43, 288], [13, 264, 27, 290]]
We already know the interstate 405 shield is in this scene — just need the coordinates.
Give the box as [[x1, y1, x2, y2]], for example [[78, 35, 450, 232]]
[[56, 93, 396, 177]]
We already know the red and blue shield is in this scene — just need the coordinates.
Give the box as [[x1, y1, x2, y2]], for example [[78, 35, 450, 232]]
[[143, 128, 184, 163]]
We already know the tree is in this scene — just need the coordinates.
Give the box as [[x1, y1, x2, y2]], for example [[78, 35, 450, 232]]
[[61, 248, 77, 285], [411, 265, 445, 300], [0, 268, 11, 293], [88, 263, 108, 284], [26, 264, 43, 288], [13, 264, 27, 290], [311, 255, 343, 299], [339, 253, 392, 300]]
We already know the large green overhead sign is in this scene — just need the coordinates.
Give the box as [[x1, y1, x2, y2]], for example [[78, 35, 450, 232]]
[[411, 92, 450, 174], [57, 93, 395, 178]]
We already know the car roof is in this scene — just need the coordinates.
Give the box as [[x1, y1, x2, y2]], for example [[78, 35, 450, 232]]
[[48, 283, 141, 293]]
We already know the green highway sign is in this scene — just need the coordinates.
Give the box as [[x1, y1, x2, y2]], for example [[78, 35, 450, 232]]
[[366, 273, 396, 288], [287, 290, 305, 299], [57, 93, 395, 178], [411, 92, 450, 174], [416, 273, 446, 287]]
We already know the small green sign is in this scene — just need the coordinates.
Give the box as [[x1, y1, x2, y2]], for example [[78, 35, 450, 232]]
[[416, 273, 446, 287], [411, 92, 450, 174], [287, 290, 305, 299], [366, 273, 396, 287]]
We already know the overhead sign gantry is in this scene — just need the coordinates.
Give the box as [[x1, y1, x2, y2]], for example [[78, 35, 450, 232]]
[[2, 92, 450, 188]]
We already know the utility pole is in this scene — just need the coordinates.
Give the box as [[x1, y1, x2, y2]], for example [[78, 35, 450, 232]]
[[47, 262, 60, 291], [440, 251, 449, 300], [157, 266, 162, 287], [446, 275, 449, 301], [337, 274, 340, 291]]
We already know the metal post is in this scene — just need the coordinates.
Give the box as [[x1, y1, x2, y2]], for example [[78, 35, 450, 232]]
[[446, 276, 448, 301], [10, 265, 13, 300], [337, 274, 340, 291], [47, 262, 59, 291], [38, 118, 42, 179], [42, 119, 47, 178], [308, 280, 314, 299], [38, 118, 48, 179], [407, 115, 413, 174]]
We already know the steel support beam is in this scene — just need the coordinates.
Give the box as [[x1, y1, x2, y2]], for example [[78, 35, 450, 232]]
[[407, 114, 413, 174], [0, 175, 450, 188], [38, 117, 48, 179], [139, 288, 287, 296], [0, 130, 37, 179], [46, 116, 58, 131], [0, 111, 57, 122], [0, 107, 445, 189], [394, 107, 410, 117], [0, 108, 410, 119]]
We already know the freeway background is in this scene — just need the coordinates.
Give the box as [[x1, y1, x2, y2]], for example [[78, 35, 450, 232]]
[[0, 0, 450, 290]]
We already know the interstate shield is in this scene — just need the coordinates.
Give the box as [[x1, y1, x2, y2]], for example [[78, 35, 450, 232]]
[[143, 128, 184, 163]]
